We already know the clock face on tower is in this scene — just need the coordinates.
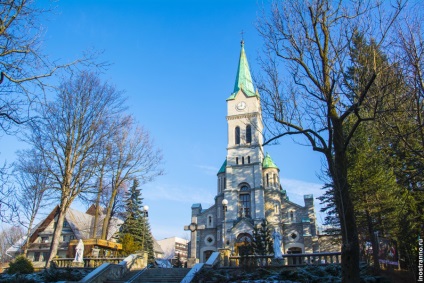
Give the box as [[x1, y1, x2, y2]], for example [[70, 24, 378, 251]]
[[236, 101, 246, 111]]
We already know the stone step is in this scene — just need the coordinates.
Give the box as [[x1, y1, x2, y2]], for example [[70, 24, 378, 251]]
[[104, 269, 143, 283], [134, 268, 190, 283]]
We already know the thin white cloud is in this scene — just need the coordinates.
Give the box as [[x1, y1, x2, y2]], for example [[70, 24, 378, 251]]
[[195, 164, 219, 176]]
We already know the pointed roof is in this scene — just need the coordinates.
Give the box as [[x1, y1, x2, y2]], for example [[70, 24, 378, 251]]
[[262, 152, 279, 170], [217, 159, 227, 174], [228, 41, 258, 100]]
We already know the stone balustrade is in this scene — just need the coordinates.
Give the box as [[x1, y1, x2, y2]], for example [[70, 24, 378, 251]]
[[226, 252, 342, 267], [51, 257, 124, 268]]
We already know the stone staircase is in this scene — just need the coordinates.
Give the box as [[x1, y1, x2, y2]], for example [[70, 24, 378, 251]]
[[133, 268, 190, 283], [104, 269, 143, 283], [105, 268, 190, 283]]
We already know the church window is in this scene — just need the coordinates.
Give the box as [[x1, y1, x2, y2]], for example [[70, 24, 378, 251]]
[[273, 174, 277, 186], [236, 157, 239, 165], [239, 186, 251, 218], [274, 204, 279, 214], [235, 126, 240, 145], [266, 174, 269, 187], [290, 210, 295, 222], [207, 214, 214, 228], [246, 125, 252, 143], [248, 156, 251, 163], [42, 252, 49, 262], [34, 252, 40, 261], [240, 185, 249, 191], [224, 178, 226, 189], [242, 157, 245, 164]]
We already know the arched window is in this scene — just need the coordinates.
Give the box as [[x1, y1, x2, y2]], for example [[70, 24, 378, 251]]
[[266, 173, 269, 187], [242, 157, 245, 164], [235, 126, 240, 145], [246, 125, 252, 143], [236, 157, 239, 165], [239, 186, 251, 218], [290, 210, 295, 222], [247, 156, 251, 163], [273, 174, 277, 186]]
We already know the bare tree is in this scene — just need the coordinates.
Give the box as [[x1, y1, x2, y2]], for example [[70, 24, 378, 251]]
[[0, 163, 18, 222], [0, 0, 95, 226], [0, 0, 92, 133], [0, 226, 24, 264], [26, 71, 127, 267], [257, 1, 404, 281], [100, 116, 163, 239], [14, 148, 55, 257]]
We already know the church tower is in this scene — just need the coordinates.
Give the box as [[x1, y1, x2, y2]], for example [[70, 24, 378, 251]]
[[217, 40, 265, 222], [186, 41, 319, 265]]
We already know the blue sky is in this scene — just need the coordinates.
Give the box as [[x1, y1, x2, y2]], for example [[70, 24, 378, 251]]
[[1, 0, 325, 240]]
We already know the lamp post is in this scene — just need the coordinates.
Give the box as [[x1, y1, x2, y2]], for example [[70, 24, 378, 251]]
[[141, 205, 149, 253], [222, 199, 228, 248]]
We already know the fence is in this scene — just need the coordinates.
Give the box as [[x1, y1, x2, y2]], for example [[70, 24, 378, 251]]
[[51, 257, 124, 268], [227, 252, 341, 268]]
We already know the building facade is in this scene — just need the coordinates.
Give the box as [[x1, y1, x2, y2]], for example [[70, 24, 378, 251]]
[[7, 205, 164, 267], [157, 237, 189, 267], [185, 41, 319, 264]]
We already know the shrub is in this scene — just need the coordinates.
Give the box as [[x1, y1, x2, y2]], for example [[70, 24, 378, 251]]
[[7, 256, 34, 275], [43, 268, 88, 282]]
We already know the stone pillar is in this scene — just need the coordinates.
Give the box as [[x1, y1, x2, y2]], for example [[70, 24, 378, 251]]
[[218, 248, 231, 267], [184, 214, 205, 266], [186, 257, 199, 268]]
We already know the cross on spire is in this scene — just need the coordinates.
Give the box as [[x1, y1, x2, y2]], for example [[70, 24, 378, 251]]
[[240, 30, 245, 45]]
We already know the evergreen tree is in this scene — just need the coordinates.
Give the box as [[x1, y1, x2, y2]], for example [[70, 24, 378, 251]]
[[118, 178, 154, 261], [344, 33, 421, 274], [252, 219, 273, 255]]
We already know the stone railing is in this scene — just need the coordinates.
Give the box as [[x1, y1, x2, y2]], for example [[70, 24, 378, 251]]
[[78, 262, 125, 283], [78, 252, 148, 283], [226, 252, 342, 267], [51, 257, 124, 268]]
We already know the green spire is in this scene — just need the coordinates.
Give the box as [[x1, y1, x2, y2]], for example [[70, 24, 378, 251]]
[[218, 159, 227, 174], [262, 153, 279, 169], [228, 41, 258, 100]]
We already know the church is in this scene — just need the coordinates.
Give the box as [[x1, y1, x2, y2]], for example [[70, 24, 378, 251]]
[[185, 41, 320, 264]]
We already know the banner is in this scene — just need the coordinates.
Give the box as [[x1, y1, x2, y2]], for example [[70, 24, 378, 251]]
[[378, 237, 398, 267]]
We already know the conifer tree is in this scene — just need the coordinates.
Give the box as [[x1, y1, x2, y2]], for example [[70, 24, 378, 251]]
[[118, 178, 154, 261], [252, 219, 273, 256]]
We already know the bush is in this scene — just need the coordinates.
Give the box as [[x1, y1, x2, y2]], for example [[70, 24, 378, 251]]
[[0, 276, 38, 283], [7, 256, 34, 275], [43, 268, 88, 282]]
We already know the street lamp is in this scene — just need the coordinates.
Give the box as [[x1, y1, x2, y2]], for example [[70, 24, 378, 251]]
[[141, 205, 149, 253], [222, 199, 228, 247]]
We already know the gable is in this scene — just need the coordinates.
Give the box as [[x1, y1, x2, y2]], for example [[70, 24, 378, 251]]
[[230, 218, 254, 236]]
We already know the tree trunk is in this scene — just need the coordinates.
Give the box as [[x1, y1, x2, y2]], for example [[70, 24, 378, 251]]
[[101, 187, 118, 240], [366, 209, 380, 274], [92, 164, 106, 238], [22, 216, 36, 258], [45, 204, 67, 268], [331, 118, 360, 283]]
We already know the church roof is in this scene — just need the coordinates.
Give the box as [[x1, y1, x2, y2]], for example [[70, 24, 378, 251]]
[[217, 159, 227, 174], [227, 41, 258, 100], [262, 152, 279, 169]]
